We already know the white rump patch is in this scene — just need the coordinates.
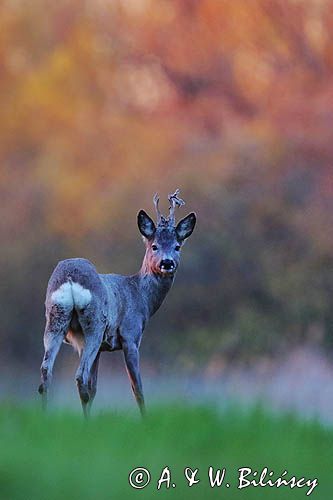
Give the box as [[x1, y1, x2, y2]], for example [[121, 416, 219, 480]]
[[71, 282, 92, 309], [51, 282, 73, 308], [51, 282, 92, 309]]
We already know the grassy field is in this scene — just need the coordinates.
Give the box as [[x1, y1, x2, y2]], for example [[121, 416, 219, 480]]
[[0, 403, 331, 499]]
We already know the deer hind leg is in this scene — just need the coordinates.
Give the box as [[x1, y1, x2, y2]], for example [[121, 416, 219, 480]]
[[75, 313, 104, 417], [38, 305, 71, 409], [86, 351, 101, 415]]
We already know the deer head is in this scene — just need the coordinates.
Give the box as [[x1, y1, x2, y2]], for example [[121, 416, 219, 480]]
[[138, 189, 196, 277]]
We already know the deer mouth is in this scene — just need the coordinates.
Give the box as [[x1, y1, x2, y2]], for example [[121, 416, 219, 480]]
[[159, 269, 175, 278], [160, 268, 174, 274]]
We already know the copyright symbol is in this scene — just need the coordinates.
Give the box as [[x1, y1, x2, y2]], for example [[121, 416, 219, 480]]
[[129, 467, 151, 489]]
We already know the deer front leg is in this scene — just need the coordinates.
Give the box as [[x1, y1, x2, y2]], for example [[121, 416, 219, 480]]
[[122, 339, 145, 417]]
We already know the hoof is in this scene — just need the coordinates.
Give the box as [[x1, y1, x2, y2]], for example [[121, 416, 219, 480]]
[[38, 383, 46, 394], [76, 378, 90, 404]]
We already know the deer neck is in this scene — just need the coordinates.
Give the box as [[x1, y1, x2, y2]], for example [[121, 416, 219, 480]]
[[139, 260, 174, 317]]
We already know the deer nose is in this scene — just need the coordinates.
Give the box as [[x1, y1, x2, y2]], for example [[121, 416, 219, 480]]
[[160, 259, 175, 271]]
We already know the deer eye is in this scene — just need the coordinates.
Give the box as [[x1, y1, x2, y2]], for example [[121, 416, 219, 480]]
[[175, 245, 181, 251], [152, 244, 158, 251]]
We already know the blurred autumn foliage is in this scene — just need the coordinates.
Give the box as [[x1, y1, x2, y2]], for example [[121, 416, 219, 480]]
[[0, 0, 332, 370]]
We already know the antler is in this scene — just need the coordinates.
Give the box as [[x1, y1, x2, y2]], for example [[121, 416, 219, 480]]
[[168, 188, 185, 224], [153, 189, 185, 226], [153, 193, 163, 224]]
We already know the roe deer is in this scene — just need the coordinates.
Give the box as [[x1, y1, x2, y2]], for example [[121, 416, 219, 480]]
[[38, 189, 196, 416]]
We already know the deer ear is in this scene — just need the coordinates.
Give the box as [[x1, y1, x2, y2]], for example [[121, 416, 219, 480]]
[[176, 212, 196, 241], [137, 210, 156, 239]]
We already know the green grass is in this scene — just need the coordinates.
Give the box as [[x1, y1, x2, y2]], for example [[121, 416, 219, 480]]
[[0, 404, 331, 499]]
